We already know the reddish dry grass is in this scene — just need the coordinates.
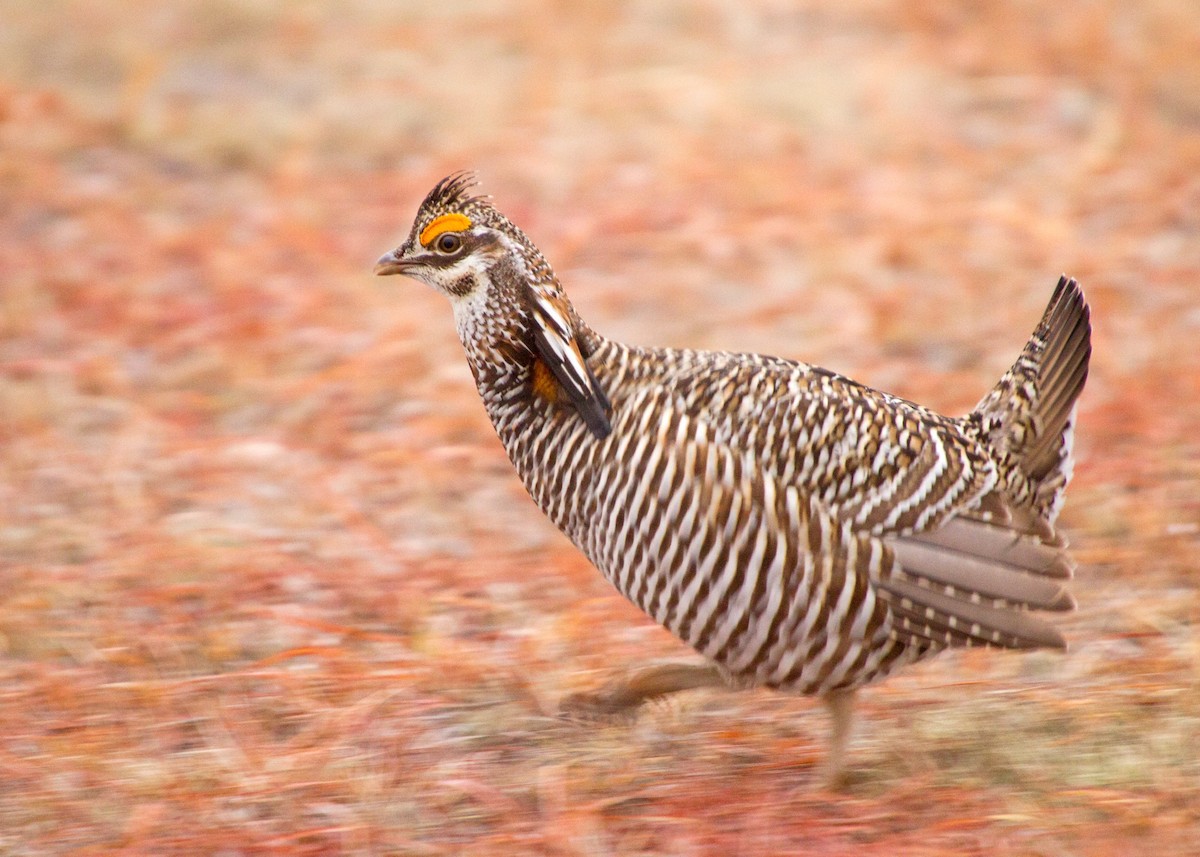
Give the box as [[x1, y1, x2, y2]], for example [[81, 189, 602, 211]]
[[2, 1, 1199, 854]]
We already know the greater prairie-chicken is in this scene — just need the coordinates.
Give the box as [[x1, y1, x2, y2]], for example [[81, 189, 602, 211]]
[[375, 173, 1090, 782]]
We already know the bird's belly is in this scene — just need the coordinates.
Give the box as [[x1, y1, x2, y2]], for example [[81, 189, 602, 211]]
[[496, 393, 909, 696], [570, 443, 904, 695]]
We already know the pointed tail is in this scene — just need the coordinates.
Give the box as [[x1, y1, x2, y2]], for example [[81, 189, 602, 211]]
[[879, 278, 1089, 654], [970, 276, 1092, 535]]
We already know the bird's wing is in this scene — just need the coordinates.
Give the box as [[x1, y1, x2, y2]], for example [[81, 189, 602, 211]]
[[632, 353, 1073, 650], [596, 383, 1067, 690], [653, 351, 995, 538]]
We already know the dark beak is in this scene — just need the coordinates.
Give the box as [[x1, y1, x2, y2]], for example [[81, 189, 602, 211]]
[[374, 249, 411, 276]]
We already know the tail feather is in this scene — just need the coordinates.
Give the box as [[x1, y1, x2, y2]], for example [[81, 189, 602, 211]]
[[891, 535, 1074, 612], [906, 516, 1074, 580], [971, 276, 1092, 530], [883, 516, 1075, 652], [1025, 281, 1091, 478], [878, 574, 1067, 650], [883, 276, 1091, 655]]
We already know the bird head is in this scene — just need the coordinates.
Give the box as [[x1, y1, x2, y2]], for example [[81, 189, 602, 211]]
[[373, 172, 521, 302], [374, 173, 613, 439]]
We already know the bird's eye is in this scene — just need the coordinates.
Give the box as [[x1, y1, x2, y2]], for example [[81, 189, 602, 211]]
[[435, 233, 462, 254]]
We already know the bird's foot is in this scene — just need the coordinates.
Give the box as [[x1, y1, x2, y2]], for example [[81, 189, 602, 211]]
[[559, 662, 725, 722]]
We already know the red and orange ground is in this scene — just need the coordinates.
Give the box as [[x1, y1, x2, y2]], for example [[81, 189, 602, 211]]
[[2, 2, 1198, 853]]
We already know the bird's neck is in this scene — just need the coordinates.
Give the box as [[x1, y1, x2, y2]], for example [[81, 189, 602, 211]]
[[448, 280, 536, 430], [458, 290, 611, 446]]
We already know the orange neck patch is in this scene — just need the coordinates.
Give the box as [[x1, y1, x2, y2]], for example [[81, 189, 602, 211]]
[[531, 358, 560, 404], [420, 213, 472, 247]]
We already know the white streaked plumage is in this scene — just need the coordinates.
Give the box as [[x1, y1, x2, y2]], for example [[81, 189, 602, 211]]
[[374, 174, 1092, 779]]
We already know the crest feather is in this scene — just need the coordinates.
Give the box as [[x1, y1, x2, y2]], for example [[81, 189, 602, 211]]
[[422, 171, 486, 213]]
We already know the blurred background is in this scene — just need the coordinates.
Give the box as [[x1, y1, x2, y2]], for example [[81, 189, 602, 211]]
[[1, 1, 1198, 853]]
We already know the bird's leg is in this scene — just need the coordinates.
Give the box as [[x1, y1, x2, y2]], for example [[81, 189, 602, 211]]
[[559, 662, 727, 720], [821, 688, 857, 789]]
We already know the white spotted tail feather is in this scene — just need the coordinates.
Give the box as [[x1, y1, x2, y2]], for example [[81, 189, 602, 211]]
[[877, 277, 1091, 652], [971, 276, 1092, 538]]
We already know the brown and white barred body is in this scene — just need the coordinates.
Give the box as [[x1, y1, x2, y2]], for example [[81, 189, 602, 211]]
[[377, 174, 1089, 704]]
